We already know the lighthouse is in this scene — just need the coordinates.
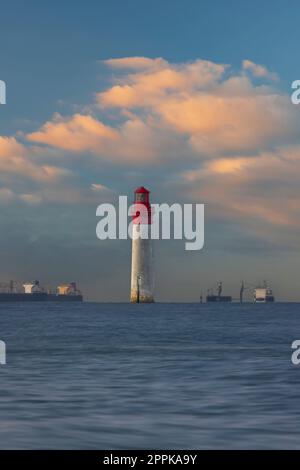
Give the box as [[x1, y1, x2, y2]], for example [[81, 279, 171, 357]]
[[130, 186, 154, 303]]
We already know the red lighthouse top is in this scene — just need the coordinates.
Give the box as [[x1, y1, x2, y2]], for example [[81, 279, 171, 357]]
[[135, 186, 149, 194], [134, 186, 150, 203], [133, 186, 152, 224]]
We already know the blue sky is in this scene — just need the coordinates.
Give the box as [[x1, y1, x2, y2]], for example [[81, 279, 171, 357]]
[[1, 0, 300, 301]]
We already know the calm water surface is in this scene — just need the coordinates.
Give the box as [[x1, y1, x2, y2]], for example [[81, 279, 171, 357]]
[[0, 302, 299, 449]]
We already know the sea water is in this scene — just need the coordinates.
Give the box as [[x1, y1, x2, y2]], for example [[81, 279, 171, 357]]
[[0, 302, 299, 449]]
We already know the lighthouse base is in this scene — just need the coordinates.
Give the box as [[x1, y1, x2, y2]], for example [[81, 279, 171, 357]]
[[130, 291, 154, 303]]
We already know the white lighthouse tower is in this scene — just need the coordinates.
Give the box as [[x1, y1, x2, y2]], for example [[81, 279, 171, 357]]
[[130, 186, 154, 303]]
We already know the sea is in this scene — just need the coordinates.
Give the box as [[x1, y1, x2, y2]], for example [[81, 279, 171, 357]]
[[0, 302, 299, 449]]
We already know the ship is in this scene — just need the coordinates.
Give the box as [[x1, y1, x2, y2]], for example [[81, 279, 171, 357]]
[[0, 280, 83, 302], [254, 281, 274, 303], [206, 282, 232, 303]]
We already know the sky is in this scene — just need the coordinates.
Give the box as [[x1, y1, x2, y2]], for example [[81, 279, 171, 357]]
[[1, 0, 300, 301]]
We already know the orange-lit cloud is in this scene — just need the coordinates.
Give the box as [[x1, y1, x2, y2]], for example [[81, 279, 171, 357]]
[[27, 113, 118, 153], [181, 147, 300, 230], [27, 112, 188, 164], [96, 59, 292, 157], [242, 59, 278, 81], [0, 136, 86, 205], [27, 57, 296, 165], [0, 137, 71, 182], [98, 58, 226, 110], [103, 57, 168, 70]]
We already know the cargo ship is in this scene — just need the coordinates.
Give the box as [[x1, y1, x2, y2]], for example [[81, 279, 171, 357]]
[[254, 282, 274, 303], [206, 282, 232, 303], [0, 280, 83, 302]]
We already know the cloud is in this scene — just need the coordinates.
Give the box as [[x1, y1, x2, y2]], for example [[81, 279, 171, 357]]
[[91, 183, 110, 192], [27, 112, 189, 164], [95, 57, 294, 157], [103, 57, 168, 70], [242, 59, 278, 81], [156, 90, 291, 155], [0, 187, 15, 203], [28, 57, 294, 165], [19, 193, 43, 205], [17, 185, 113, 205], [180, 145, 300, 245], [98, 58, 226, 109], [0, 136, 88, 205], [27, 113, 118, 153], [0, 137, 71, 183]]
